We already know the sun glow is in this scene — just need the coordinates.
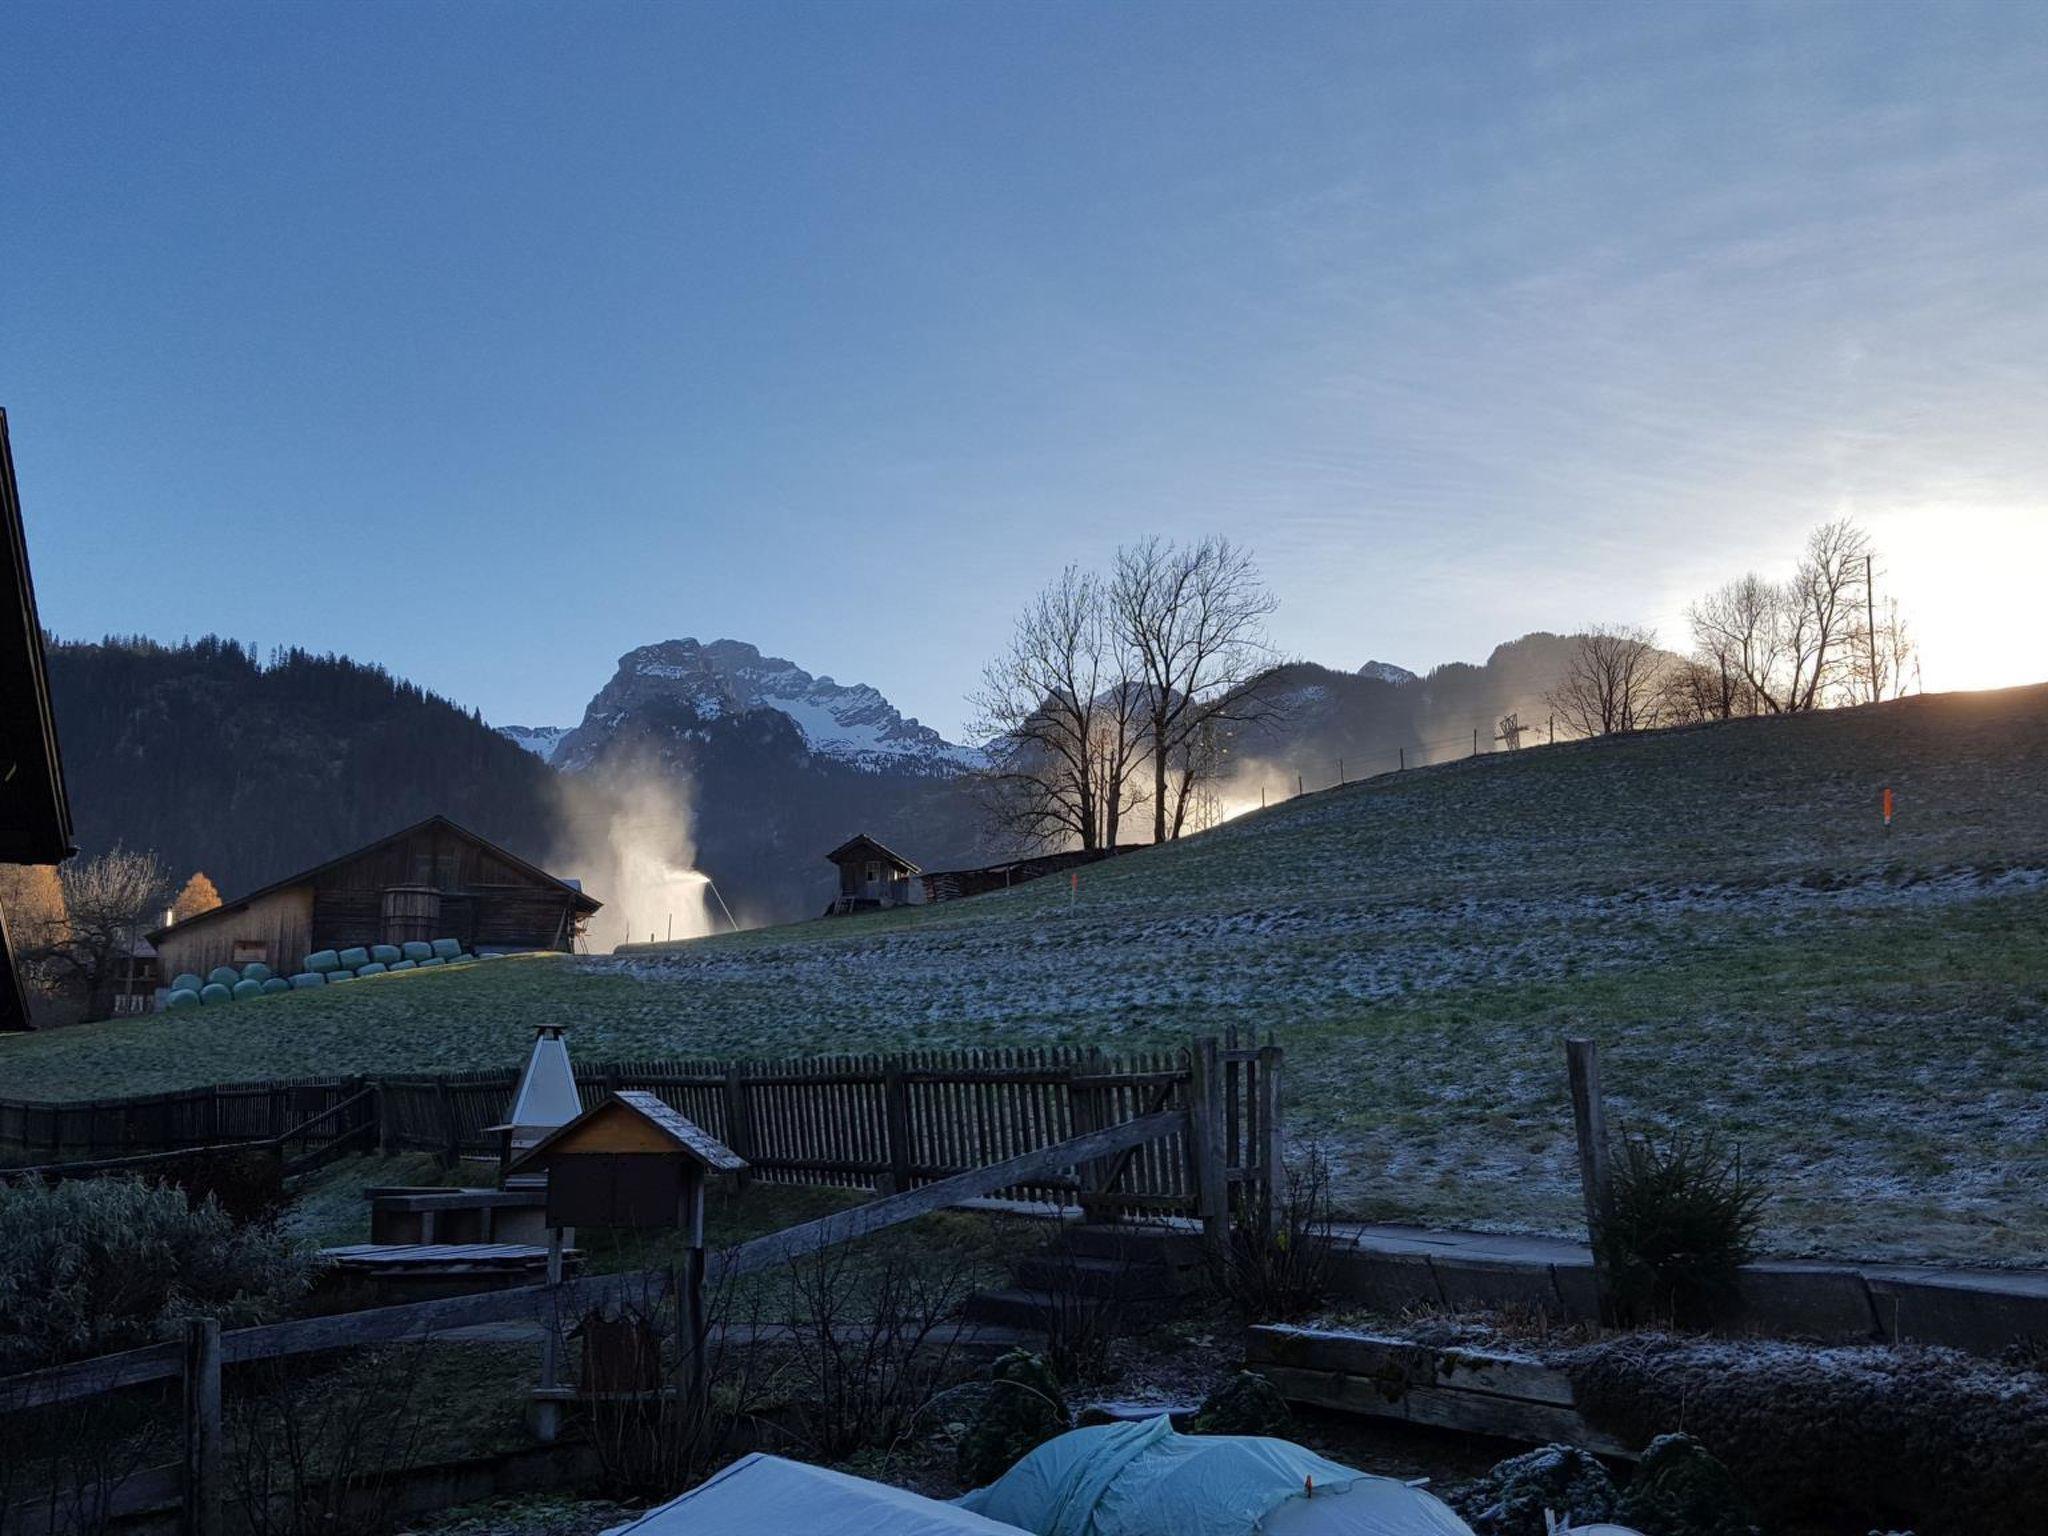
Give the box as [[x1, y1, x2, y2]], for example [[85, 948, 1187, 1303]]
[[1867, 505, 2048, 695]]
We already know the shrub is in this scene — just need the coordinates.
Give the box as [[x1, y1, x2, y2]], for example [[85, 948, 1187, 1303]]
[[1596, 1128, 1765, 1325], [1453, 1444, 1618, 1535], [0, 1175, 313, 1372], [1208, 1145, 1334, 1321], [957, 1349, 1068, 1488]]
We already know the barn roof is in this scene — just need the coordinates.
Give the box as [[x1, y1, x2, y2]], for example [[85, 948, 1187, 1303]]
[[0, 410, 74, 1034], [823, 833, 920, 873], [509, 1089, 747, 1173], [145, 814, 602, 944], [0, 410, 73, 869]]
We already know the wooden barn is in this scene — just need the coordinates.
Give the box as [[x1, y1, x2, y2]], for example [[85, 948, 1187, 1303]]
[[823, 833, 920, 915], [149, 816, 601, 982], [0, 408, 77, 1032]]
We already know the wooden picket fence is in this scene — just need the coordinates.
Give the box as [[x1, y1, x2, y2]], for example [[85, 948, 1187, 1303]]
[[1, 1032, 1282, 1221]]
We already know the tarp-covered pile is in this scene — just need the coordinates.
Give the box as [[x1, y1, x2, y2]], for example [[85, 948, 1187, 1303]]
[[610, 1452, 1031, 1536], [957, 1416, 1476, 1536]]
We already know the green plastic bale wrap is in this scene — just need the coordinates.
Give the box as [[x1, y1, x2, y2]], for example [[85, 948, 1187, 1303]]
[[370, 944, 402, 965], [166, 988, 201, 1010], [400, 940, 433, 963], [260, 976, 292, 995], [356, 961, 389, 977], [307, 950, 341, 973], [171, 972, 204, 994], [429, 938, 463, 960], [337, 947, 370, 970], [231, 979, 265, 1001], [289, 972, 326, 990], [199, 982, 233, 1005], [239, 962, 273, 983], [206, 966, 240, 988], [388, 959, 416, 972], [416, 957, 445, 968]]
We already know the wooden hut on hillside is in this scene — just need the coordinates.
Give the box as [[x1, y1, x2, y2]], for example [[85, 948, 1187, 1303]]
[[823, 833, 920, 915], [149, 815, 600, 982], [0, 410, 77, 1032]]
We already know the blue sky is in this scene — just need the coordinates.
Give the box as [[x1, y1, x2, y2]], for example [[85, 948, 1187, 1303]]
[[6, 0, 2045, 738]]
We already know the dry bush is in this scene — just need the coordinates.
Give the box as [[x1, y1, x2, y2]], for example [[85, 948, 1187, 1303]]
[[1209, 1146, 1335, 1322]]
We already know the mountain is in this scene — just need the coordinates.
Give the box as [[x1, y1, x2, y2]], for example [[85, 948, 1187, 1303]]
[[46, 636, 564, 895], [540, 640, 990, 930], [1357, 660, 1418, 686], [499, 724, 571, 765], [550, 639, 981, 777]]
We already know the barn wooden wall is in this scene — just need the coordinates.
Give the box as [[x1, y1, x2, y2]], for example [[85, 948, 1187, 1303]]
[[154, 887, 313, 981]]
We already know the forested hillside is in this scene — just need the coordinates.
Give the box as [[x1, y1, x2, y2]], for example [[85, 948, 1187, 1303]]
[[47, 637, 564, 894]]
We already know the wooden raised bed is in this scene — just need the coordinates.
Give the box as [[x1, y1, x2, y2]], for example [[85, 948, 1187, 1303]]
[[1246, 1324, 1640, 1458]]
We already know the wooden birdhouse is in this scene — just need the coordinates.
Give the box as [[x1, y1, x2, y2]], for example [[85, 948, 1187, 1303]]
[[509, 1090, 746, 1239]]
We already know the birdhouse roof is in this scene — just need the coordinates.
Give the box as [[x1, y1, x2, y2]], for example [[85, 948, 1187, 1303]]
[[509, 1089, 746, 1173]]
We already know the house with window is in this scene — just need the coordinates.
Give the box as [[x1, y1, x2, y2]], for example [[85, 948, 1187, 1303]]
[[822, 834, 920, 915]]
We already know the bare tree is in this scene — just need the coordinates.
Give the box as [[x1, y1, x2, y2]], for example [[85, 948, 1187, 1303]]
[[1688, 572, 1787, 715], [971, 567, 1145, 853], [1547, 624, 1663, 737], [1782, 518, 1871, 711], [1846, 593, 1919, 705], [1111, 537, 1278, 843], [1688, 520, 1876, 715], [38, 849, 169, 1020]]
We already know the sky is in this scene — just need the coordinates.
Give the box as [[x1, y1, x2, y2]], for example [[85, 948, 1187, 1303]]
[[5, 0, 2046, 740]]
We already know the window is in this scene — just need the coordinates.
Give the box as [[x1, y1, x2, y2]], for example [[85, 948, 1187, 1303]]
[[231, 939, 269, 964], [866, 862, 880, 883]]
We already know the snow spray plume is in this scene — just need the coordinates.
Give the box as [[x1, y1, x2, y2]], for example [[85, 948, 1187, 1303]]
[[552, 752, 719, 952]]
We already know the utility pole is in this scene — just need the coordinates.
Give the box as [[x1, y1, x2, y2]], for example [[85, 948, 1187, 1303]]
[[1865, 553, 1880, 704]]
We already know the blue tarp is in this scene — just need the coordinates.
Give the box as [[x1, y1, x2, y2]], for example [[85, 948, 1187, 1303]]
[[958, 1418, 1475, 1536]]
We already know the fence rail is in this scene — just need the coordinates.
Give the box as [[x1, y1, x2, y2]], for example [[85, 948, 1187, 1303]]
[[0, 1031, 1280, 1222]]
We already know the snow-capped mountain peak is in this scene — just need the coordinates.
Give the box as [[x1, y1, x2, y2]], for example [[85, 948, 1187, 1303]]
[[522, 638, 981, 776], [1357, 660, 1419, 687], [499, 724, 572, 764]]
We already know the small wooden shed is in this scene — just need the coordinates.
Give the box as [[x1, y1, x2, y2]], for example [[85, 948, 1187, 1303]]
[[510, 1090, 746, 1234], [823, 833, 921, 915]]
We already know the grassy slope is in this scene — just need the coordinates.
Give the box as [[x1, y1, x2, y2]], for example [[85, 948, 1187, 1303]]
[[9, 686, 2046, 1264]]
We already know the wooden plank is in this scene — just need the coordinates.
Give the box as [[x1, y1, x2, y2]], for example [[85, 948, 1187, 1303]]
[[181, 1318, 221, 1536], [1246, 1325, 1577, 1406], [722, 1110, 1187, 1278], [1187, 1037, 1228, 1247], [1258, 1363, 1637, 1457], [0, 1340, 185, 1412]]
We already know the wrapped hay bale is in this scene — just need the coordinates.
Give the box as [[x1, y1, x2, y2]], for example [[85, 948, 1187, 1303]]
[[337, 947, 370, 970], [288, 972, 326, 990], [400, 940, 433, 963], [356, 961, 388, 977], [171, 972, 204, 994], [231, 979, 265, 1001], [388, 959, 416, 972], [260, 977, 291, 996], [206, 966, 240, 988], [329, 972, 356, 984], [417, 957, 444, 968], [429, 937, 463, 960], [239, 962, 273, 983], [166, 988, 201, 1010], [199, 982, 233, 1005], [305, 950, 341, 974], [369, 944, 401, 966]]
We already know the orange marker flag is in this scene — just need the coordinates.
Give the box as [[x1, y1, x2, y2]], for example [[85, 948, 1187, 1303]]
[[1882, 786, 1894, 826]]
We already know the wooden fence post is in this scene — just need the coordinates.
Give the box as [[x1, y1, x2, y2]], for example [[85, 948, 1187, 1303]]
[[374, 1079, 392, 1157], [1566, 1037, 1613, 1313], [722, 1064, 755, 1190], [1255, 1042, 1283, 1234], [435, 1080, 459, 1168], [1187, 1036, 1229, 1250], [181, 1317, 221, 1536], [882, 1057, 913, 1195]]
